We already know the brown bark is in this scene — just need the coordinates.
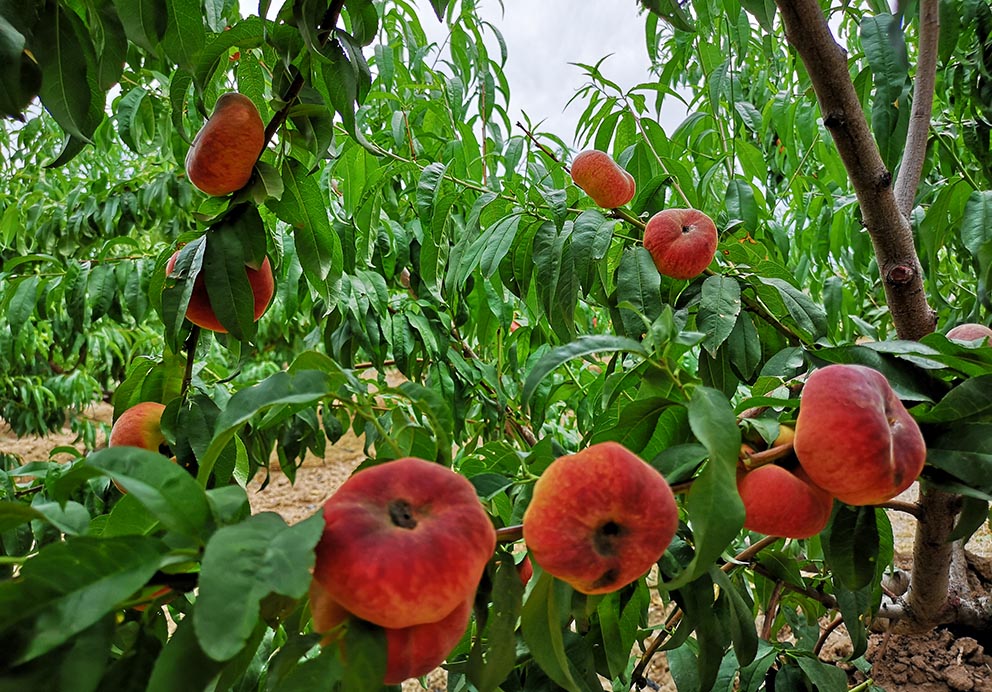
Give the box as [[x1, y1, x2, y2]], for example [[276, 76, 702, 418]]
[[774, 0, 936, 340]]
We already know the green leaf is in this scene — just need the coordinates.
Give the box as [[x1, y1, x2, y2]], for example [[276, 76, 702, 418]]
[[198, 368, 344, 484], [616, 246, 663, 337], [664, 388, 744, 590], [202, 213, 258, 341], [796, 654, 849, 691], [0, 536, 167, 664], [110, 0, 167, 55], [467, 555, 524, 692], [0, 502, 45, 533], [698, 275, 742, 357], [919, 375, 992, 423], [639, 0, 694, 32], [162, 0, 205, 70], [84, 447, 211, 541], [194, 512, 323, 661], [822, 505, 880, 591], [147, 610, 226, 692], [711, 569, 757, 667], [757, 276, 827, 340], [193, 16, 264, 91], [33, 3, 99, 141], [0, 16, 41, 118], [268, 159, 342, 301], [519, 570, 590, 692], [522, 335, 648, 408], [860, 14, 910, 104]]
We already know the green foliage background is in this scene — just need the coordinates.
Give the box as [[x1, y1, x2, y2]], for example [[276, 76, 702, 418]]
[[1, 0, 992, 690]]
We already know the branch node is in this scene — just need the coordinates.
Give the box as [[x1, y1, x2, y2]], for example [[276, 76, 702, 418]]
[[886, 264, 916, 286]]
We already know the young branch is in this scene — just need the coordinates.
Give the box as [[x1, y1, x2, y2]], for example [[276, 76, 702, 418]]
[[773, 0, 936, 340], [894, 0, 940, 217]]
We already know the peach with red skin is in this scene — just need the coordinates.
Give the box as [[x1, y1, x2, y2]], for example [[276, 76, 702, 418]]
[[312, 457, 496, 629], [737, 464, 833, 539], [947, 323, 992, 344], [794, 364, 927, 506], [109, 401, 169, 454], [185, 92, 264, 196], [570, 150, 636, 209], [643, 208, 719, 280], [522, 441, 678, 595], [309, 581, 472, 685], [165, 250, 275, 333]]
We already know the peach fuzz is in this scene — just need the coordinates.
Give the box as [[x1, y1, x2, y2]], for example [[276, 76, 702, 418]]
[[794, 364, 926, 506], [309, 580, 472, 685], [165, 250, 274, 333], [570, 150, 636, 209], [737, 464, 834, 539], [522, 441, 677, 595], [312, 457, 495, 629], [185, 92, 265, 196], [643, 208, 719, 280]]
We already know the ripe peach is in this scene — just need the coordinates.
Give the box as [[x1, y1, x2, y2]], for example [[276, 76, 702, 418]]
[[165, 250, 275, 333], [312, 457, 496, 629], [108, 401, 172, 494], [737, 464, 833, 539], [570, 150, 636, 209], [109, 402, 169, 455], [946, 323, 992, 344], [185, 92, 265, 196], [522, 441, 678, 595], [517, 555, 533, 586], [794, 364, 926, 506], [643, 208, 718, 280], [309, 580, 472, 685]]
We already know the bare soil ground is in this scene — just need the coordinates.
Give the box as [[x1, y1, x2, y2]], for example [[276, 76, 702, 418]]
[[2, 403, 991, 691]]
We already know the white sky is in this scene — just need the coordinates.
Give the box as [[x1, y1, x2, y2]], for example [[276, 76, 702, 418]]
[[242, 1, 687, 146]]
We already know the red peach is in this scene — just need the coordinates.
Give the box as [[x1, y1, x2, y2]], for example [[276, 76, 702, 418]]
[[185, 92, 264, 196], [643, 208, 718, 280], [522, 442, 678, 595], [794, 364, 926, 506], [570, 150, 636, 209], [946, 323, 992, 344], [737, 464, 834, 539], [309, 580, 472, 685], [312, 457, 496, 629], [165, 250, 274, 333]]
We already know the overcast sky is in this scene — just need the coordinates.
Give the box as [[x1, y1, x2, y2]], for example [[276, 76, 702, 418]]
[[243, 1, 686, 146], [411, 0, 687, 144]]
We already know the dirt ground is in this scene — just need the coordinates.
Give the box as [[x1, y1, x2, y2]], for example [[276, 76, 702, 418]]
[[2, 402, 991, 691]]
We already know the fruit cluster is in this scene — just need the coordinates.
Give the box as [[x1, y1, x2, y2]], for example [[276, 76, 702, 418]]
[[570, 149, 719, 280], [170, 92, 273, 334], [737, 363, 929, 538], [308, 457, 496, 684]]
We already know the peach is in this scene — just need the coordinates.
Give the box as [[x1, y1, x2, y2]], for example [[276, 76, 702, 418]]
[[109, 402, 169, 455], [794, 364, 927, 506], [309, 581, 472, 685], [643, 208, 718, 280], [312, 457, 496, 629], [108, 401, 172, 494], [522, 441, 678, 595], [946, 323, 992, 344], [570, 150, 636, 209], [185, 92, 265, 196], [165, 250, 274, 333], [737, 464, 834, 539]]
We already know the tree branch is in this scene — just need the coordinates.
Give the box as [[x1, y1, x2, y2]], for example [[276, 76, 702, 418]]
[[894, 0, 940, 217], [773, 0, 936, 340]]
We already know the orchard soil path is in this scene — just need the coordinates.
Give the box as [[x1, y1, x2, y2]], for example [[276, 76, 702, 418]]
[[2, 402, 992, 691]]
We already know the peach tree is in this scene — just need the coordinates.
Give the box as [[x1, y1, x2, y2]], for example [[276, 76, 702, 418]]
[[1, 0, 991, 690]]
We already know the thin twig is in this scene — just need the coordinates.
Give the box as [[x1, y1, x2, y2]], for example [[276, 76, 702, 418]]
[[760, 581, 786, 640], [515, 121, 567, 173], [894, 0, 940, 216], [813, 614, 844, 657]]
